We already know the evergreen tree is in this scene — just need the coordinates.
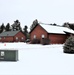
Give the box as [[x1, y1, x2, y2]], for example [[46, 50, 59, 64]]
[[63, 35, 74, 53], [5, 23, 11, 31], [15, 20, 20, 30], [23, 26, 28, 33], [62, 22, 74, 30], [52, 23, 57, 26], [0, 23, 5, 32], [30, 19, 39, 31], [69, 24, 74, 30], [0, 26, 3, 33], [11, 20, 21, 31], [62, 22, 70, 28], [19, 26, 22, 31], [23, 25, 28, 39]]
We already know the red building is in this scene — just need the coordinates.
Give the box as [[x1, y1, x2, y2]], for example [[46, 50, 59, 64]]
[[0, 31, 26, 42], [30, 24, 74, 44]]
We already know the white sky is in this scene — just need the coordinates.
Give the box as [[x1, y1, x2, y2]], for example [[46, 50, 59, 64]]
[[0, 0, 74, 28]]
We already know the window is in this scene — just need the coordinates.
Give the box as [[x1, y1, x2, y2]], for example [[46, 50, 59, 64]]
[[21, 37, 24, 40], [0, 37, 1, 40], [34, 35, 36, 39], [16, 37, 18, 40], [42, 34, 45, 38], [1, 51, 4, 56]]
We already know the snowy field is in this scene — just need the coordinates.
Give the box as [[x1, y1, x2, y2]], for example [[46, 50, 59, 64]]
[[0, 43, 74, 75]]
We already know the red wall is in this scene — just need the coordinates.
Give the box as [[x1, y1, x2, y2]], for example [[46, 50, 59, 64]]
[[0, 36, 13, 42], [30, 25, 48, 41], [49, 34, 67, 44], [0, 32, 26, 42], [14, 32, 26, 42], [30, 25, 68, 44]]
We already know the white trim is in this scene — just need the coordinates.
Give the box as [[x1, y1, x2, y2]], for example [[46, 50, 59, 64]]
[[34, 35, 36, 39], [42, 34, 45, 38], [21, 37, 24, 40], [0, 37, 1, 40], [16, 37, 18, 40], [1, 51, 4, 56]]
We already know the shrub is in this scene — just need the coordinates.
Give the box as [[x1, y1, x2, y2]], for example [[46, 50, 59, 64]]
[[41, 38, 50, 45], [25, 39, 30, 43], [63, 35, 74, 54], [31, 39, 40, 44]]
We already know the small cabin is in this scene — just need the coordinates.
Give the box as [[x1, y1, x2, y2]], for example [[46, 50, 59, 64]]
[[0, 31, 26, 42]]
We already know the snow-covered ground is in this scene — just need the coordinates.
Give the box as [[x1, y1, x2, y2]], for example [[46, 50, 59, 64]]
[[0, 43, 74, 75]]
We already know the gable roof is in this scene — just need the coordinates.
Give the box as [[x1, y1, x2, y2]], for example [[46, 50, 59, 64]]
[[30, 23, 74, 34], [0, 30, 20, 37], [40, 24, 74, 34]]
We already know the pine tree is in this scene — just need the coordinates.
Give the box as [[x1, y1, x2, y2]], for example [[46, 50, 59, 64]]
[[63, 35, 74, 53], [0, 26, 2, 33], [11, 20, 21, 31], [69, 24, 74, 30], [30, 19, 38, 31], [23, 25, 28, 40], [5, 23, 11, 31], [0, 23, 5, 32], [62, 22, 70, 28]]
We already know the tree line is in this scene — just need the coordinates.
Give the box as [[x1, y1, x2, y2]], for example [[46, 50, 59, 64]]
[[0, 19, 74, 40], [0, 20, 29, 39], [30, 19, 74, 31]]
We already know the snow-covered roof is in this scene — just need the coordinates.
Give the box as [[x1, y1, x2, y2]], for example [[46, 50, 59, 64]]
[[40, 24, 74, 34]]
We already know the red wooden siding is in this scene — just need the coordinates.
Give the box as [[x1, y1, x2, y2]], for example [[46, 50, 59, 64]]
[[49, 34, 67, 44], [30, 25, 68, 44], [0, 36, 13, 42], [14, 32, 26, 42], [30, 25, 48, 41], [0, 32, 26, 42]]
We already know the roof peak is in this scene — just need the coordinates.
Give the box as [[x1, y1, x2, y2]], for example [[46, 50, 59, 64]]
[[39, 22, 62, 27]]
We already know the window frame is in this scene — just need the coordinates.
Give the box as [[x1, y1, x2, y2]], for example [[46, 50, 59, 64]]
[[0, 37, 2, 40], [16, 37, 18, 40], [33, 35, 36, 39], [41, 34, 45, 38], [21, 37, 24, 40], [1, 51, 5, 56]]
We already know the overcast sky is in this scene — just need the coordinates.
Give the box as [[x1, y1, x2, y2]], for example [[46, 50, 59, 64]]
[[0, 0, 74, 28]]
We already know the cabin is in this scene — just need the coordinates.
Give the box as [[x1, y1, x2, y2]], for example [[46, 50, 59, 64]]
[[0, 31, 26, 42], [30, 24, 74, 44]]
